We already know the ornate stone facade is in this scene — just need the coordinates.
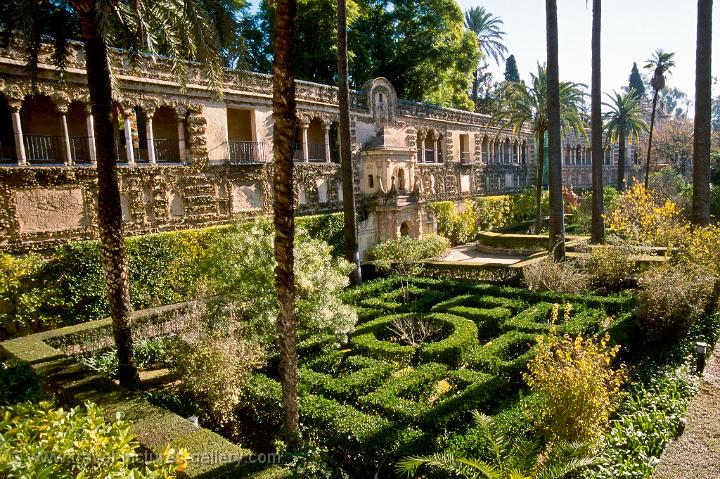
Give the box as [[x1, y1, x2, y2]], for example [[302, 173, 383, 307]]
[[0, 38, 630, 256]]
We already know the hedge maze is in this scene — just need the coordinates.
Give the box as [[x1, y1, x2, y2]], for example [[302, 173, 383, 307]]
[[244, 277, 634, 477]]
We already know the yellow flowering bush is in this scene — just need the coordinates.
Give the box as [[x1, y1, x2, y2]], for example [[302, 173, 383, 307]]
[[680, 224, 720, 276], [524, 304, 626, 444], [605, 183, 688, 247], [0, 401, 188, 478]]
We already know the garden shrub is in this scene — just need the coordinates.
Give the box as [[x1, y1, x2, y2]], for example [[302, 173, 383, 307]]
[[524, 305, 626, 444], [636, 262, 716, 344], [295, 212, 344, 258], [522, 258, 591, 294], [0, 401, 189, 478], [588, 244, 636, 292], [0, 360, 41, 405], [172, 316, 266, 428], [427, 200, 478, 245], [605, 183, 688, 248], [370, 235, 449, 281], [474, 196, 514, 232], [199, 220, 357, 345], [680, 223, 720, 276], [80, 336, 174, 377], [0, 253, 64, 338]]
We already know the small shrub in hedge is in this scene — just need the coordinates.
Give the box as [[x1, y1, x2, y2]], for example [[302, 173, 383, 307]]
[[468, 330, 537, 383], [0, 401, 189, 478], [523, 258, 591, 294]]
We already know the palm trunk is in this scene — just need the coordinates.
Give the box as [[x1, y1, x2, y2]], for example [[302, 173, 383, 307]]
[[535, 129, 545, 234], [338, 0, 361, 285], [546, 0, 565, 261], [590, 0, 604, 243], [644, 90, 659, 188], [691, 0, 713, 225], [272, 0, 300, 443], [78, 10, 138, 388], [618, 129, 626, 190]]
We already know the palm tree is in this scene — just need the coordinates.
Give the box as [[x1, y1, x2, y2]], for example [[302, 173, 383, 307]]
[[5, 0, 229, 388], [396, 412, 595, 479], [546, 0, 565, 261], [492, 65, 585, 235], [272, 0, 301, 442], [338, 0, 361, 285], [589, 0, 604, 243], [465, 7, 508, 106], [691, 0, 713, 226], [644, 49, 676, 188], [603, 90, 649, 191]]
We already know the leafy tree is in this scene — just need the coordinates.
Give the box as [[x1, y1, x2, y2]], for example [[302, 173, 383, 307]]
[[639, 118, 694, 177], [603, 90, 649, 190], [504, 54, 520, 83], [199, 221, 357, 345], [660, 87, 690, 119], [492, 65, 586, 235], [712, 95, 720, 133], [644, 49, 676, 188], [465, 7, 507, 105], [3, 0, 233, 388], [396, 411, 595, 479], [271, 0, 301, 442], [627, 62, 646, 99], [692, 0, 713, 225]]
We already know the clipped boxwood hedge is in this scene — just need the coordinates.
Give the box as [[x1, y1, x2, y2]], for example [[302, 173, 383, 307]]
[[349, 315, 416, 366], [418, 313, 477, 367]]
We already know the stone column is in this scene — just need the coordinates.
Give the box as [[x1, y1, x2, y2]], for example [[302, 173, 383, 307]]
[[122, 109, 135, 165], [300, 120, 309, 163], [9, 101, 27, 166], [57, 103, 73, 166], [85, 105, 96, 165], [177, 119, 187, 163], [416, 132, 425, 163], [433, 137, 439, 163], [323, 120, 331, 163], [145, 109, 156, 165]]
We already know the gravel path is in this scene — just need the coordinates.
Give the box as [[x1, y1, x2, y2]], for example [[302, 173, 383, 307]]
[[653, 347, 720, 479]]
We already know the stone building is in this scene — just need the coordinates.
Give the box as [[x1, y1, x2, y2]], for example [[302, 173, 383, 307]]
[[0, 39, 634, 257]]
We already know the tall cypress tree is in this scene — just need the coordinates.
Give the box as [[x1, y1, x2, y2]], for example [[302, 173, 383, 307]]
[[628, 62, 645, 98], [504, 54, 520, 82]]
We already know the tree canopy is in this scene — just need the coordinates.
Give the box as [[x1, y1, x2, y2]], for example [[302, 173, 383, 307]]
[[628, 62, 645, 98], [246, 0, 479, 110], [504, 54, 520, 82]]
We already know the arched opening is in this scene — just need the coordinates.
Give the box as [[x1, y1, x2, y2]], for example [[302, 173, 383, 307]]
[[21, 95, 63, 164], [400, 221, 411, 237], [330, 122, 340, 163], [0, 93, 15, 163], [424, 130, 436, 163], [153, 106, 181, 163], [481, 135, 489, 164], [459, 133, 471, 164], [307, 118, 325, 161], [67, 101, 91, 164]]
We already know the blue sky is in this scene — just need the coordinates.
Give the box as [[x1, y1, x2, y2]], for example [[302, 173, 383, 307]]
[[469, 0, 719, 112]]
